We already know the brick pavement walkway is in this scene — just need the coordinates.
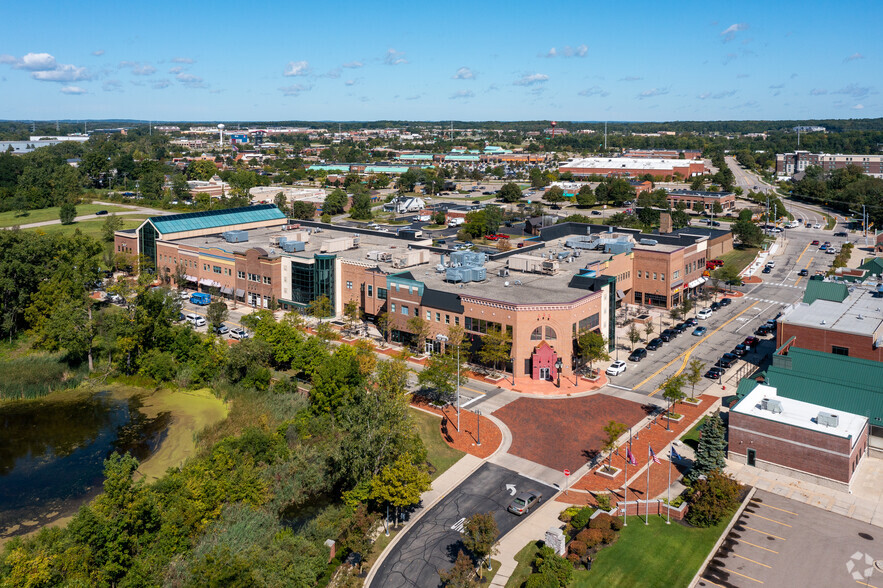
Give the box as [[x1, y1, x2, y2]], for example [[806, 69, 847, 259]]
[[411, 400, 502, 459]]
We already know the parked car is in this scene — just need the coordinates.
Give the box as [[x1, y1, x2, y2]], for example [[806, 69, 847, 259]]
[[628, 348, 647, 362], [508, 491, 542, 516], [811, 240, 820, 246], [229, 327, 249, 340], [755, 324, 773, 336], [606, 360, 628, 376], [591, 210, 602, 215], [834, 231, 848, 237], [673, 322, 688, 334], [692, 326, 708, 336], [765, 261, 776, 268], [705, 366, 725, 380], [646, 337, 664, 351], [697, 308, 713, 320], [485, 234, 499, 241], [660, 329, 676, 342], [743, 336, 760, 349], [717, 353, 739, 369], [732, 343, 748, 357], [719, 298, 732, 306], [685, 318, 699, 327], [710, 302, 721, 312], [762, 266, 772, 274], [798, 269, 809, 276], [214, 324, 229, 335], [185, 312, 206, 327], [95, 210, 108, 215], [813, 223, 822, 229]]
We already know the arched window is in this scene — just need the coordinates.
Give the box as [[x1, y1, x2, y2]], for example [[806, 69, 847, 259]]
[[531, 326, 557, 340], [545, 326, 557, 340], [531, 326, 543, 340]]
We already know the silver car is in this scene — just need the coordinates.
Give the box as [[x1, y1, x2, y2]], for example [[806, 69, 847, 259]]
[[508, 491, 542, 516]]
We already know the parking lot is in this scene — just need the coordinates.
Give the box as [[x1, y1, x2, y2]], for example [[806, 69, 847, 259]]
[[698, 489, 883, 587]]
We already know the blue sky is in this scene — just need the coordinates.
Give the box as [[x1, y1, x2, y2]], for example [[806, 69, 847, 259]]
[[1, 0, 879, 121]]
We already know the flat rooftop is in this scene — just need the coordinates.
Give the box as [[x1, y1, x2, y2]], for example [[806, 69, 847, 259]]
[[781, 287, 883, 337], [560, 157, 693, 170], [734, 384, 867, 444]]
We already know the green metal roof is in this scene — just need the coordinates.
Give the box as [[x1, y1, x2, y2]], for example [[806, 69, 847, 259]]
[[742, 346, 883, 424], [365, 166, 409, 174], [802, 280, 849, 304], [397, 154, 434, 160], [148, 204, 287, 236], [859, 257, 883, 277], [444, 155, 480, 162], [308, 164, 350, 172]]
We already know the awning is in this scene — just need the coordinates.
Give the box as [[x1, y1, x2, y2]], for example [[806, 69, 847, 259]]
[[221, 286, 233, 295], [615, 289, 625, 300], [670, 280, 683, 290], [199, 278, 213, 286], [687, 277, 708, 289], [235, 288, 245, 297], [184, 274, 197, 282]]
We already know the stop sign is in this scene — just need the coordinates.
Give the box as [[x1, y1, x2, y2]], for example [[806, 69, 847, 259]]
[[564, 469, 570, 476]]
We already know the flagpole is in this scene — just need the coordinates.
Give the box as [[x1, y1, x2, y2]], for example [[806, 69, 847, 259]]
[[623, 428, 630, 526], [667, 446, 672, 525], [645, 444, 650, 525]]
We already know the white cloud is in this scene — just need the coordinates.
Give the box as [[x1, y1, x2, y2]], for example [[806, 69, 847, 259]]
[[323, 68, 341, 79], [345, 79, 356, 86], [17, 52, 57, 70], [450, 89, 474, 99], [563, 45, 588, 58], [169, 66, 184, 74], [578, 86, 609, 98], [119, 61, 156, 76], [721, 23, 748, 42], [453, 66, 475, 80], [619, 76, 642, 82], [384, 49, 408, 65], [283, 60, 310, 76], [698, 89, 736, 100], [342, 61, 363, 69], [60, 85, 87, 94], [176, 73, 206, 88], [513, 73, 549, 86], [844, 52, 864, 62], [92, 49, 105, 57], [279, 83, 311, 96], [852, 103, 865, 110], [172, 57, 195, 64], [0, 55, 16, 65], [834, 83, 872, 98], [637, 87, 669, 99], [103, 79, 122, 92], [769, 83, 785, 89], [810, 88, 827, 96], [152, 79, 172, 90], [542, 48, 557, 58], [405, 94, 422, 100], [32, 64, 91, 82]]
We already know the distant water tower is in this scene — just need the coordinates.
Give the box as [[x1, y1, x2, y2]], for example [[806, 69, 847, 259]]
[[550, 121, 557, 139], [217, 123, 225, 148]]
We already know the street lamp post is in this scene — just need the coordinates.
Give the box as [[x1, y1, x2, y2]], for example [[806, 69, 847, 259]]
[[555, 358, 563, 388], [436, 333, 459, 432], [476, 409, 481, 446]]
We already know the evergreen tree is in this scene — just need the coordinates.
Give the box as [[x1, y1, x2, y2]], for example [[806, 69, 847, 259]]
[[690, 411, 727, 481]]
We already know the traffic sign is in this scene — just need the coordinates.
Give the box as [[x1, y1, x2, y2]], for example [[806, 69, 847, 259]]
[[564, 469, 570, 476]]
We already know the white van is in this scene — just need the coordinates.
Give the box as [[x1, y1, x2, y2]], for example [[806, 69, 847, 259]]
[[697, 308, 713, 320], [185, 313, 206, 327]]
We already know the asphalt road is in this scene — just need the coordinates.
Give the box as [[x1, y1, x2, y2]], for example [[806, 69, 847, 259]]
[[698, 489, 883, 588], [370, 462, 554, 588]]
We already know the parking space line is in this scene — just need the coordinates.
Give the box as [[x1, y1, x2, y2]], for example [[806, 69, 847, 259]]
[[856, 581, 878, 588], [732, 553, 772, 568], [700, 578, 728, 588], [744, 526, 786, 541], [750, 513, 792, 527], [718, 565, 765, 584], [753, 502, 798, 516], [738, 539, 779, 554]]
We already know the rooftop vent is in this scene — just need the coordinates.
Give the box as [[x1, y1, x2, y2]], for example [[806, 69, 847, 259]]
[[817, 411, 839, 428], [760, 398, 784, 414]]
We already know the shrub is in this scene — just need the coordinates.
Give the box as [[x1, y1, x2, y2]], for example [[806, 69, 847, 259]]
[[568, 540, 587, 557], [569, 506, 594, 530], [139, 349, 179, 382], [685, 470, 743, 528], [589, 513, 613, 530], [534, 546, 573, 587], [581, 528, 604, 549], [525, 572, 560, 588], [600, 528, 618, 545], [595, 494, 612, 511], [559, 506, 580, 523], [609, 516, 624, 531], [566, 553, 582, 568]]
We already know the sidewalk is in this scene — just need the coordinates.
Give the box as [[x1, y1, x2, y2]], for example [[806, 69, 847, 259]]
[[489, 499, 563, 587]]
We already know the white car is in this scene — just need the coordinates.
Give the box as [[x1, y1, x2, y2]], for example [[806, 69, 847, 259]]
[[606, 361, 627, 376], [697, 308, 713, 320], [229, 327, 249, 340], [813, 223, 822, 229]]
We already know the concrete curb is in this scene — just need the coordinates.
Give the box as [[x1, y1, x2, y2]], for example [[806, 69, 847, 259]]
[[688, 485, 757, 588]]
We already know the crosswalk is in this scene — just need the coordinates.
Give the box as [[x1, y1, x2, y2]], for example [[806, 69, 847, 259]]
[[744, 296, 788, 304]]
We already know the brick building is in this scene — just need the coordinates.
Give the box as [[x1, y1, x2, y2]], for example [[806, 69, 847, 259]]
[[665, 189, 736, 212], [729, 383, 869, 491], [776, 151, 883, 179], [777, 282, 883, 362], [558, 157, 706, 181]]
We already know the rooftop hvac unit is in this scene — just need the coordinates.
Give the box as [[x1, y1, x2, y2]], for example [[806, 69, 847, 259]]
[[281, 240, 305, 252], [817, 411, 839, 428], [469, 267, 487, 281], [222, 230, 249, 243], [498, 268, 509, 277], [639, 238, 658, 246], [366, 250, 381, 261], [760, 398, 783, 414], [270, 236, 282, 246], [446, 268, 467, 283]]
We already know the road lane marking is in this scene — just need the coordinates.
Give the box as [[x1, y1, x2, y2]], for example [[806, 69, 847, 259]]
[[753, 502, 798, 516], [793, 241, 811, 266], [744, 526, 786, 541], [460, 385, 487, 396], [634, 302, 758, 395], [700, 578, 727, 588], [794, 256, 814, 287], [732, 553, 772, 568], [738, 539, 779, 554], [751, 513, 791, 527]]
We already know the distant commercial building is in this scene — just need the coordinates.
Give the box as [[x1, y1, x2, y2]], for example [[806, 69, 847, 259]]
[[558, 157, 705, 180], [777, 282, 883, 362], [665, 189, 736, 212], [776, 151, 883, 179], [623, 149, 703, 160]]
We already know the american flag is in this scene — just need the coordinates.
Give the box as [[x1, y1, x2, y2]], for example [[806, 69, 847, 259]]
[[649, 446, 661, 465]]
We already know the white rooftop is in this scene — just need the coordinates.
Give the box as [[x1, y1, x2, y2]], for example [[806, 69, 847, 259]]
[[561, 157, 691, 171], [782, 288, 883, 337], [734, 384, 867, 445]]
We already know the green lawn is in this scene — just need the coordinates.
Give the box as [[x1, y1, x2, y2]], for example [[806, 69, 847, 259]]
[[0, 204, 131, 227], [823, 211, 836, 230], [570, 513, 736, 588], [504, 541, 543, 588], [410, 407, 465, 480], [718, 246, 760, 273], [680, 416, 707, 451], [27, 218, 144, 240]]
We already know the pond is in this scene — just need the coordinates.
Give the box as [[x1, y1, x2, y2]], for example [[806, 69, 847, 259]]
[[0, 391, 170, 537]]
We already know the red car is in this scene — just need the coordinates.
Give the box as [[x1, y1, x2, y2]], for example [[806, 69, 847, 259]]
[[496, 233, 510, 240], [485, 234, 499, 241], [811, 240, 820, 246], [743, 336, 760, 349]]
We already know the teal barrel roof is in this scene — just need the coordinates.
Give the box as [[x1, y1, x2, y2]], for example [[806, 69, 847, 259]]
[[148, 204, 286, 236]]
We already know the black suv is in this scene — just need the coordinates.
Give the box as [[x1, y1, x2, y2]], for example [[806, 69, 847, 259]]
[[660, 329, 676, 342], [717, 353, 739, 369], [673, 322, 688, 334], [719, 298, 732, 306], [628, 348, 648, 362], [732, 343, 748, 357], [710, 302, 721, 312], [646, 337, 664, 351]]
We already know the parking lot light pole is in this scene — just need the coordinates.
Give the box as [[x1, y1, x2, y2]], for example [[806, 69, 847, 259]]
[[555, 358, 563, 388], [476, 409, 481, 446]]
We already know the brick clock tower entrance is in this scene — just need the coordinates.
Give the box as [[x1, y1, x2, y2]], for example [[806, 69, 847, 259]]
[[531, 341, 559, 381]]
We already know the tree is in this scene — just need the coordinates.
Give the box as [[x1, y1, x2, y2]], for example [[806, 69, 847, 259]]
[[432, 210, 447, 225], [499, 182, 523, 203], [406, 315, 431, 353], [188, 159, 218, 181], [461, 512, 499, 579], [685, 359, 705, 400], [543, 186, 565, 205], [576, 330, 609, 374], [377, 311, 393, 347], [575, 185, 596, 208], [290, 200, 316, 219], [59, 201, 77, 225], [689, 411, 727, 482], [350, 190, 373, 220], [417, 350, 462, 404], [273, 191, 290, 215], [323, 188, 348, 215], [732, 219, 763, 247], [206, 301, 228, 332], [680, 296, 693, 320], [369, 453, 431, 528], [661, 374, 685, 427], [643, 320, 655, 342], [483, 205, 503, 234], [101, 213, 124, 242], [602, 420, 627, 471], [716, 265, 743, 286], [478, 326, 512, 376], [308, 294, 333, 319], [627, 324, 641, 350], [712, 202, 724, 215], [343, 300, 363, 335], [439, 550, 479, 588], [685, 471, 742, 528]]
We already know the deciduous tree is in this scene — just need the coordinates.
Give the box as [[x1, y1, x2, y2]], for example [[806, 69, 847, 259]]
[[460, 512, 499, 579], [478, 326, 511, 376]]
